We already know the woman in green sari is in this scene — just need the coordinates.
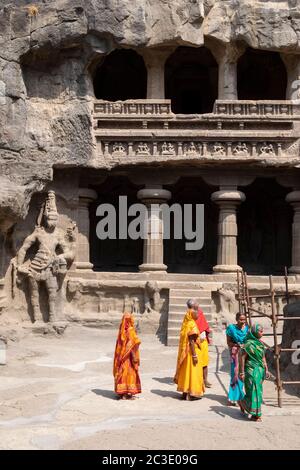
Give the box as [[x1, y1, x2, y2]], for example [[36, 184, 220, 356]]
[[239, 324, 270, 422]]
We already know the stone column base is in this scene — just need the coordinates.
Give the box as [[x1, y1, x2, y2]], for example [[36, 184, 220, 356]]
[[74, 262, 94, 270], [288, 266, 300, 274], [139, 263, 168, 272], [213, 264, 243, 273]]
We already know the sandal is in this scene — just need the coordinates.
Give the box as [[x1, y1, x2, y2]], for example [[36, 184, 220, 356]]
[[228, 400, 237, 406], [250, 416, 262, 422], [238, 401, 246, 414]]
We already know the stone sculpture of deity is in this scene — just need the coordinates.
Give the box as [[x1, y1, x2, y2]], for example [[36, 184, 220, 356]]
[[16, 191, 76, 322]]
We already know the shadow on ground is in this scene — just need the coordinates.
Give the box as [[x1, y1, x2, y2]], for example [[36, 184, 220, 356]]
[[150, 389, 181, 400], [152, 376, 174, 385], [209, 405, 247, 421], [91, 389, 118, 400]]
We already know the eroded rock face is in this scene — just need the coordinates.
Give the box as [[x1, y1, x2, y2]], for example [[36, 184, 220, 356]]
[[0, 0, 300, 230]]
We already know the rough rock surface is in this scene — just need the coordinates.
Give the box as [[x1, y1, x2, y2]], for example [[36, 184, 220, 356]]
[[1, 1, 300, 230]]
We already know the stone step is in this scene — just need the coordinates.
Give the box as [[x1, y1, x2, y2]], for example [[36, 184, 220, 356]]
[[169, 303, 212, 315], [167, 321, 217, 344], [170, 288, 212, 294], [169, 296, 212, 304], [168, 321, 213, 330], [168, 317, 215, 328], [168, 288, 215, 347], [168, 313, 213, 321], [169, 289, 212, 298], [168, 304, 212, 313], [167, 337, 179, 347]]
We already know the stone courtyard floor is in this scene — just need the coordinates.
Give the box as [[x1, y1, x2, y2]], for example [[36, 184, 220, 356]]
[[0, 324, 299, 450]]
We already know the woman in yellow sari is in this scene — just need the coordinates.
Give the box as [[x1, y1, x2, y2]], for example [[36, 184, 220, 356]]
[[174, 306, 205, 400], [113, 312, 141, 399]]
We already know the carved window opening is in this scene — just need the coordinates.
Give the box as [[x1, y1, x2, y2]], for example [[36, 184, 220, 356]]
[[93, 49, 147, 101], [237, 48, 287, 100], [238, 178, 292, 275], [164, 177, 218, 273], [89, 177, 143, 272], [165, 46, 218, 114]]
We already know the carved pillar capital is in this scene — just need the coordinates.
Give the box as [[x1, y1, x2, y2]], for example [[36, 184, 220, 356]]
[[78, 188, 98, 204], [211, 189, 246, 205], [209, 42, 246, 65], [286, 190, 300, 205], [137, 187, 172, 205]]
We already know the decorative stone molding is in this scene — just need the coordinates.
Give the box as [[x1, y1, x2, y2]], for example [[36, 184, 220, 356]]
[[94, 99, 172, 117], [214, 100, 299, 117], [100, 140, 296, 158]]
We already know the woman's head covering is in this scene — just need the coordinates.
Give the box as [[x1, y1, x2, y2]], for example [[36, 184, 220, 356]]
[[245, 323, 264, 343], [196, 307, 210, 333], [113, 312, 140, 378], [174, 309, 200, 384], [251, 323, 263, 338]]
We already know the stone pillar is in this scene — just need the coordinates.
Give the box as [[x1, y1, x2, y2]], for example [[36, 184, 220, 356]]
[[142, 49, 171, 99], [286, 191, 300, 273], [75, 188, 97, 270], [211, 188, 245, 273], [281, 53, 300, 100], [218, 60, 238, 100], [137, 186, 171, 271], [209, 43, 245, 100]]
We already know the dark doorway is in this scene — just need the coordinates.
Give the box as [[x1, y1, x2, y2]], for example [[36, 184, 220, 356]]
[[237, 48, 287, 100], [238, 178, 292, 275], [90, 178, 143, 272], [93, 49, 147, 101], [164, 177, 218, 273], [165, 46, 218, 114]]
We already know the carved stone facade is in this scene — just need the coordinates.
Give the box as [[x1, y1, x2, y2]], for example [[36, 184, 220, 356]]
[[1, 1, 300, 349]]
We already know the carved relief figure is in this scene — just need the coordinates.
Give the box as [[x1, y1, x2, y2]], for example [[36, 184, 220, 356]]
[[212, 142, 226, 156], [112, 143, 127, 156], [16, 191, 76, 322], [184, 142, 200, 157], [217, 284, 237, 324], [259, 142, 275, 156], [233, 142, 248, 156], [144, 281, 161, 314], [131, 297, 140, 315], [136, 142, 150, 156], [161, 142, 176, 156]]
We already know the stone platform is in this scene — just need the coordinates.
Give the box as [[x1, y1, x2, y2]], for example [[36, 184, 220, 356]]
[[0, 325, 299, 450]]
